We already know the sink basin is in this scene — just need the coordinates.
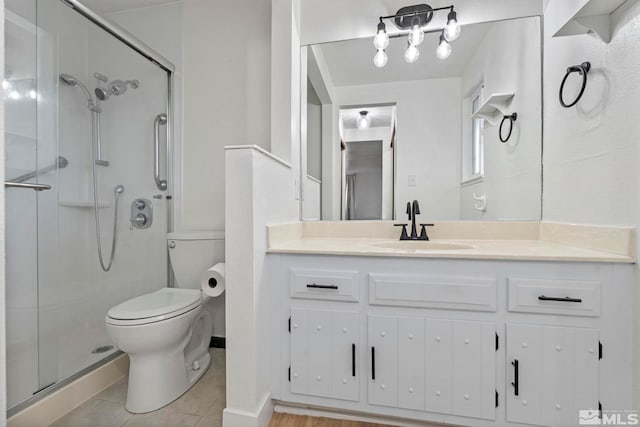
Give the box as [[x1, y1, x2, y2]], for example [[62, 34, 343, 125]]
[[373, 241, 474, 251]]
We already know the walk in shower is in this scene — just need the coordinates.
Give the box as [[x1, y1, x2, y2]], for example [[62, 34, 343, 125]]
[[4, 0, 174, 412]]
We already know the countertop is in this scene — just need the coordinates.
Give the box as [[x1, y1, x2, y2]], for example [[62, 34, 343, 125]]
[[266, 221, 636, 263]]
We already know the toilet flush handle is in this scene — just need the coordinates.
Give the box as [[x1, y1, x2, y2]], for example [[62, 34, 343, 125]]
[[168, 240, 176, 249]]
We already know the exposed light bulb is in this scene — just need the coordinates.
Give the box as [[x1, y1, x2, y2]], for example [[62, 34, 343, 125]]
[[373, 49, 388, 68], [373, 21, 389, 50], [357, 111, 371, 130], [407, 16, 424, 46], [404, 44, 420, 64], [28, 90, 37, 99], [2, 80, 11, 90], [444, 10, 461, 41], [436, 34, 452, 60], [9, 90, 21, 100]]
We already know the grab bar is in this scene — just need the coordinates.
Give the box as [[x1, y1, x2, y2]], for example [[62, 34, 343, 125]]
[[8, 156, 68, 183], [5, 182, 51, 191], [154, 113, 168, 191]]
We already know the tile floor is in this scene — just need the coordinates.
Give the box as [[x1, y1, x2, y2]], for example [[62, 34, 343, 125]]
[[49, 348, 225, 427]]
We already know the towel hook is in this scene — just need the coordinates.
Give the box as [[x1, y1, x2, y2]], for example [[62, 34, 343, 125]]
[[559, 62, 591, 108], [499, 113, 517, 143]]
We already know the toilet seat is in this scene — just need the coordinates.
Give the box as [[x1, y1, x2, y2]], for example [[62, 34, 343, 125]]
[[106, 288, 201, 326]]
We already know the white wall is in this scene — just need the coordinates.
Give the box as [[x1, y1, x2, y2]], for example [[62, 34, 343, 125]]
[[224, 146, 298, 426], [181, 0, 271, 231], [541, 0, 640, 409], [0, 0, 7, 422], [460, 17, 542, 220], [335, 79, 461, 220]]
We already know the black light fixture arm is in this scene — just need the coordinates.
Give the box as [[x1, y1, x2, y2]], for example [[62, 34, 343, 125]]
[[379, 5, 454, 22]]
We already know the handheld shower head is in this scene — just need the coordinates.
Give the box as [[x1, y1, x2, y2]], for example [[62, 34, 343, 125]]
[[60, 73, 97, 111]]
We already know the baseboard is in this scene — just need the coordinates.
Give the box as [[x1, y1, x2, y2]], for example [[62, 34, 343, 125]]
[[210, 336, 226, 348], [8, 354, 129, 427], [223, 393, 273, 427]]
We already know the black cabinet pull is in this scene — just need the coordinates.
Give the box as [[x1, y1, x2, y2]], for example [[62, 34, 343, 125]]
[[538, 295, 582, 303], [371, 347, 376, 380], [306, 283, 338, 290], [511, 359, 519, 396], [352, 344, 356, 377]]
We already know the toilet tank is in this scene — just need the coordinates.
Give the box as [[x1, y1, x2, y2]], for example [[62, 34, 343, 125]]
[[167, 232, 225, 289]]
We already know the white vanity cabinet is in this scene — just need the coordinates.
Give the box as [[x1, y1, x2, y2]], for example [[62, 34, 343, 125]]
[[368, 315, 496, 420], [290, 308, 359, 401], [268, 254, 633, 427], [506, 324, 599, 426]]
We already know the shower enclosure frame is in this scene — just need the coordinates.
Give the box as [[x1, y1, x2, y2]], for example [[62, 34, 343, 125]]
[[7, 0, 176, 415]]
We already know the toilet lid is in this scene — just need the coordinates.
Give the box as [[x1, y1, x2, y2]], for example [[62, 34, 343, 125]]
[[107, 288, 201, 321]]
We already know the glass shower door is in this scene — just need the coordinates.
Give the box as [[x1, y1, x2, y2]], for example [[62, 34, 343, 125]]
[[5, 0, 172, 411], [5, 0, 59, 407]]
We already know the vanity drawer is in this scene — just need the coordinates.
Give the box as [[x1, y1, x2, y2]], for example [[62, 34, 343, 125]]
[[290, 268, 359, 302], [368, 273, 497, 312], [507, 277, 601, 317]]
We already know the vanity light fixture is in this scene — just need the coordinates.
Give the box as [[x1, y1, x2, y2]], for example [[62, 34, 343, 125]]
[[436, 33, 452, 60], [356, 111, 372, 130], [407, 16, 425, 46], [372, 4, 460, 67], [374, 49, 388, 68], [405, 42, 420, 63], [443, 9, 461, 41]]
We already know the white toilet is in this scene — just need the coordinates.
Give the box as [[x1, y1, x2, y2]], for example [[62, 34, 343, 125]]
[[105, 232, 224, 413]]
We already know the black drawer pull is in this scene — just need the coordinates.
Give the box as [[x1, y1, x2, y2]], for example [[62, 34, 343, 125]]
[[538, 295, 582, 303], [371, 347, 375, 380], [511, 359, 519, 396], [306, 283, 338, 290], [352, 344, 356, 377]]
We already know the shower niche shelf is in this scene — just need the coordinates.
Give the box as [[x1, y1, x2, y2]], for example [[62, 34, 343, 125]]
[[471, 93, 515, 125], [58, 200, 111, 209]]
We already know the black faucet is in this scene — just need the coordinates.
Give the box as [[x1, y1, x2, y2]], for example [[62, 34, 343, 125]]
[[394, 200, 434, 241]]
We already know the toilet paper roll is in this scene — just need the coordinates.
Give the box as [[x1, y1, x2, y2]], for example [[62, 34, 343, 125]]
[[201, 263, 225, 297]]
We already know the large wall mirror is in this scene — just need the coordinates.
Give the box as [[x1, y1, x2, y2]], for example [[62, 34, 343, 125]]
[[300, 15, 542, 222]]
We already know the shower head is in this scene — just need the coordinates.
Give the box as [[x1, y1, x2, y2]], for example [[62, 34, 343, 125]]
[[95, 79, 139, 101], [60, 73, 97, 111], [95, 87, 110, 101]]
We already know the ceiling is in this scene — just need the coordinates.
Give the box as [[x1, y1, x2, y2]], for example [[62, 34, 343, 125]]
[[317, 21, 490, 87], [79, 0, 178, 14], [341, 105, 395, 130]]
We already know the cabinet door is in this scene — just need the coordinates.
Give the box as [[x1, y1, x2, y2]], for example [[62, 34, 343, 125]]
[[452, 321, 496, 420], [368, 315, 398, 407], [425, 319, 453, 414], [331, 311, 359, 401], [290, 309, 359, 401], [506, 324, 599, 426], [398, 317, 425, 411]]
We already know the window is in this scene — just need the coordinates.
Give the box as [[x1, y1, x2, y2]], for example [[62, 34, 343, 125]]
[[470, 90, 484, 177]]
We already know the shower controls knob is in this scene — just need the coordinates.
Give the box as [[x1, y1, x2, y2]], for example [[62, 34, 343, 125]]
[[130, 198, 152, 229], [131, 214, 147, 227]]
